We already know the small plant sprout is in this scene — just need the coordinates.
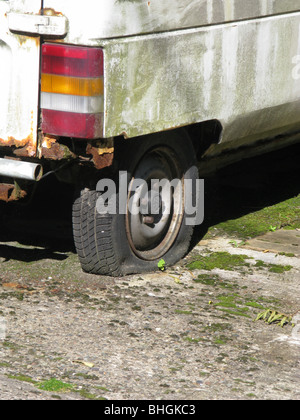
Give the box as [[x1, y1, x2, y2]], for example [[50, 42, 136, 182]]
[[157, 259, 166, 271]]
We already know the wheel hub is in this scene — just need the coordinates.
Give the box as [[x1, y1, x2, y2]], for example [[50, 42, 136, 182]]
[[125, 147, 184, 261], [141, 189, 162, 220]]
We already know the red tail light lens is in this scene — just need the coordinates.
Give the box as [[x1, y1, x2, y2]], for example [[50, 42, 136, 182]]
[[42, 44, 103, 78], [41, 43, 104, 139]]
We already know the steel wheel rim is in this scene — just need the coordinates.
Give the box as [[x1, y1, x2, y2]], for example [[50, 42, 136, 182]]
[[125, 147, 185, 261]]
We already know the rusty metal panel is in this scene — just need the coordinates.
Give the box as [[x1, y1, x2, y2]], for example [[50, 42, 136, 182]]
[[0, 182, 27, 202], [0, 0, 42, 157], [101, 12, 300, 145], [43, 0, 300, 43]]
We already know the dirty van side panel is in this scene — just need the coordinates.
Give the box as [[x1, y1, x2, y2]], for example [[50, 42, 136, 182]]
[[43, 0, 300, 41], [102, 12, 300, 145], [42, 1, 300, 147], [0, 0, 42, 157]]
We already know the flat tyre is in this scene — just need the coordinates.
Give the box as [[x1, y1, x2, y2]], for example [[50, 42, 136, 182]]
[[72, 130, 199, 276]]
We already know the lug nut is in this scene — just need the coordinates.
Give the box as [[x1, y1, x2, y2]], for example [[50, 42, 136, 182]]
[[143, 216, 154, 224]]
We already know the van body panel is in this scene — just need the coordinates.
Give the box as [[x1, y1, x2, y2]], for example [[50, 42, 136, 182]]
[[0, 0, 42, 157], [101, 13, 300, 147], [43, 0, 300, 42], [41, 1, 300, 149], [1, 1, 300, 157]]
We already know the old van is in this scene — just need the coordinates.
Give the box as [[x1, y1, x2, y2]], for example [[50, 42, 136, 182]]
[[0, 1, 300, 275]]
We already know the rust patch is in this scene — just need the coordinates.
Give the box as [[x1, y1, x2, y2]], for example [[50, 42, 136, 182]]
[[42, 8, 63, 17], [15, 34, 40, 47], [86, 139, 114, 170], [13, 139, 36, 158], [0, 134, 36, 157], [40, 135, 76, 160], [0, 136, 29, 149], [0, 183, 27, 202], [0, 135, 36, 158], [1, 111, 37, 157]]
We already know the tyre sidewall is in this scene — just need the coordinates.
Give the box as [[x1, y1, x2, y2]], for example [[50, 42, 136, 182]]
[[108, 130, 198, 275]]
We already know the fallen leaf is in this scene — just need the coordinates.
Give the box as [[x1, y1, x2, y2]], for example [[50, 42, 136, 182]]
[[73, 360, 94, 368], [2, 283, 19, 289]]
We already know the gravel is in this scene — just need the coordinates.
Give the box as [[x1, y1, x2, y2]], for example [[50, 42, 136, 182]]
[[0, 236, 299, 400]]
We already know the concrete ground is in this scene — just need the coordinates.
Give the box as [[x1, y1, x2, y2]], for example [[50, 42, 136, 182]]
[[0, 143, 299, 400]]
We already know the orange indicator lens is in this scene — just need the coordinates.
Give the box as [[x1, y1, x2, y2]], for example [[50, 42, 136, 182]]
[[41, 74, 103, 97]]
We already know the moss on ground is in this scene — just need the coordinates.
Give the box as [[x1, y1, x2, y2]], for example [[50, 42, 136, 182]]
[[255, 260, 292, 273], [188, 252, 293, 276], [208, 194, 300, 239], [188, 252, 251, 271]]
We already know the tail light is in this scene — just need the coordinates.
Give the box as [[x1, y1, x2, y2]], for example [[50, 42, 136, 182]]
[[41, 43, 104, 139]]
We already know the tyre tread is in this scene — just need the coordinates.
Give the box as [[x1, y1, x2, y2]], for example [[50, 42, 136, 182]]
[[72, 190, 121, 276]]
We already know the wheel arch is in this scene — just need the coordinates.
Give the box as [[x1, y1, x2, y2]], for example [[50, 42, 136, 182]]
[[184, 119, 223, 161]]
